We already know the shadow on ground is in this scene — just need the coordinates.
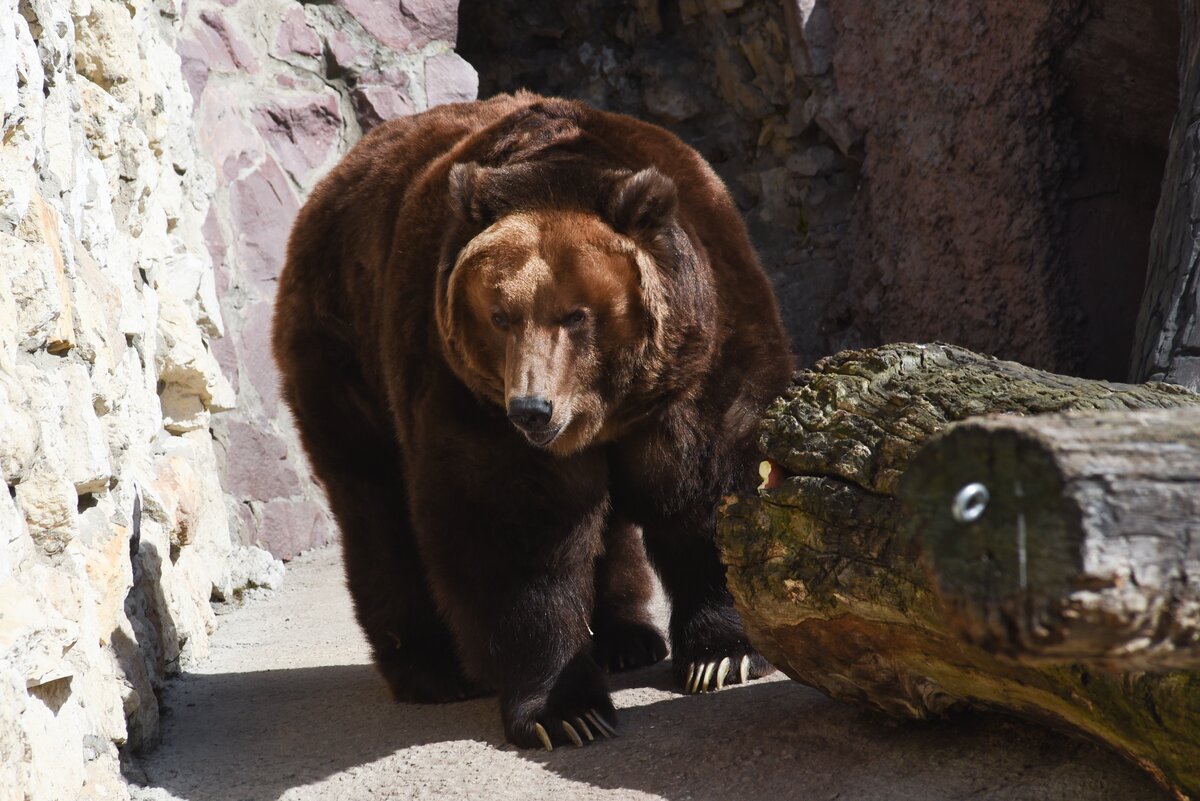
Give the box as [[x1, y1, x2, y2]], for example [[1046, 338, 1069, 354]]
[[533, 665, 1172, 801], [132, 659, 1169, 801], [130, 663, 494, 801]]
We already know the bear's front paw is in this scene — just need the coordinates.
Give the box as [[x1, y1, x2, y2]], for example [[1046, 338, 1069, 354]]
[[591, 618, 668, 673], [503, 654, 618, 751]]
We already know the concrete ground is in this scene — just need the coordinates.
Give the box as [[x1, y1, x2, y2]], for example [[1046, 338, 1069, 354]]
[[128, 546, 1170, 801]]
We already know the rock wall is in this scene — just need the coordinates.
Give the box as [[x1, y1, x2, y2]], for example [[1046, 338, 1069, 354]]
[[0, 0, 286, 798], [2, 0, 475, 793], [458, 0, 852, 370], [179, 0, 477, 559], [1, 0, 477, 794], [794, 0, 1179, 379], [460, 0, 1179, 379]]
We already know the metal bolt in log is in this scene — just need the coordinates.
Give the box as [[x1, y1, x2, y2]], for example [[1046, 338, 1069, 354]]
[[903, 407, 1200, 672]]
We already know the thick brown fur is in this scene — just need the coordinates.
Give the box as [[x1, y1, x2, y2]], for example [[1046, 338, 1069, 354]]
[[272, 92, 793, 748]]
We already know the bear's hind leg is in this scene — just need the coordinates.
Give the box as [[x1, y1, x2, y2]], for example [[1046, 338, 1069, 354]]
[[274, 326, 483, 703], [643, 513, 774, 693], [336, 473, 488, 703], [590, 518, 667, 673]]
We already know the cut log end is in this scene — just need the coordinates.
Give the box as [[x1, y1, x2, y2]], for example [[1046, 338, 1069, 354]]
[[903, 409, 1200, 672]]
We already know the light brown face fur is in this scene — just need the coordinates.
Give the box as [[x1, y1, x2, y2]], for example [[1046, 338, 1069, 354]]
[[444, 210, 648, 455]]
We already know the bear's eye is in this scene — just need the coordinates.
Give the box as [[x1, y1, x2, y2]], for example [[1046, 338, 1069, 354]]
[[562, 309, 587, 328], [491, 311, 509, 329]]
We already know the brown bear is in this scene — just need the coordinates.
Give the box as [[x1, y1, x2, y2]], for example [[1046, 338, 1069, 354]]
[[272, 92, 793, 750]]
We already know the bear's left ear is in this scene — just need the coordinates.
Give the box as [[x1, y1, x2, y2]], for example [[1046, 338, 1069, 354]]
[[604, 167, 678, 237], [448, 161, 492, 225]]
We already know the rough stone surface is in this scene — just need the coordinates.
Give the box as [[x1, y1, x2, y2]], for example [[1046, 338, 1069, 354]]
[[181, 0, 476, 559], [458, 0, 848, 370], [1132, 0, 1200, 390], [794, 0, 1179, 379], [461, 1, 1179, 380], [1, 2, 475, 790], [0, 1, 283, 799]]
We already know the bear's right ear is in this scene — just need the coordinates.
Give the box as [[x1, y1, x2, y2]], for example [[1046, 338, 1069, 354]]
[[448, 162, 491, 225], [604, 167, 678, 238]]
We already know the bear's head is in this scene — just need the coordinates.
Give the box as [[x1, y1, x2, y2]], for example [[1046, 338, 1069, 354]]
[[436, 161, 715, 455]]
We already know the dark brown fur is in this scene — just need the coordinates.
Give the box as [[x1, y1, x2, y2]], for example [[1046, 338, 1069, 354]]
[[272, 92, 793, 748]]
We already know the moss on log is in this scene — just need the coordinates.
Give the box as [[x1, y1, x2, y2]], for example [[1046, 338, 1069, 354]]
[[716, 343, 1200, 800]]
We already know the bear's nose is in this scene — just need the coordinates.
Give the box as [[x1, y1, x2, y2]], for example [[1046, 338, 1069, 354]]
[[507, 396, 553, 431]]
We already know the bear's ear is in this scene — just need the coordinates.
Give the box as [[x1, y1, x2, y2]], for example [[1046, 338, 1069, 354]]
[[448, 161, 491, 225], [604, 167, 678, 237]]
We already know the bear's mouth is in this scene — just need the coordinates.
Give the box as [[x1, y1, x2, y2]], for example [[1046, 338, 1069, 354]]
[[521, 424, 563, 448]]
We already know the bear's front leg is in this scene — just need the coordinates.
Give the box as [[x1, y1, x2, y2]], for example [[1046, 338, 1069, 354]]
[[407, 424, 618, 750]]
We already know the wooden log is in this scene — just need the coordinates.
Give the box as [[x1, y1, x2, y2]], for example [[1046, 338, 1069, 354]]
[[904, 408, 1200, 672], [716, 343, 1200, 800]]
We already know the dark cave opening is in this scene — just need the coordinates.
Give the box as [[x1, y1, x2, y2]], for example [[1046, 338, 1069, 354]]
[[1059, 0, 1180, 380]]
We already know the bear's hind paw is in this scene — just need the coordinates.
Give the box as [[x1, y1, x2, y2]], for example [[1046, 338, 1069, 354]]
[[678, 651, 773, 694], [377, 652, 489, 704], [591, 619, 668, 673]]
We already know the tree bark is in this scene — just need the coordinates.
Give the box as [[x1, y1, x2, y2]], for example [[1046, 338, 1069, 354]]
[[717, 343, 1200, 800], [1131, 0, 1200, 390], [904, 408, 1200, 672]]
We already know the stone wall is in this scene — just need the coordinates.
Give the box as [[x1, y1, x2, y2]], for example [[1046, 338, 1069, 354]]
[[179, 0, 477, 559], [791, 0, 1179, 379], [458, 0, 854, 370], [460, 0, 1179, 380], [2, 0, 476, 794], [0, 0, 278, 798]]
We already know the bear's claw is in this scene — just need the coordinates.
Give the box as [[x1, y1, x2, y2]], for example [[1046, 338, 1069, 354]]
[[685, 654, 751, 693], [562, 720, 584, 747], [532, 708, 617, 751], [534, 722, 553, 751], [586, 709, 616, 738], [573, 716, 594, 741]]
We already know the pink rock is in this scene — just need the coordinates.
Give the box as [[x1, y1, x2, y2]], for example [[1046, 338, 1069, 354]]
[[189, 10, 259, 74], [223, 420, 300, 502], [424, 52, 478, 107], [353, 71, 414, 130], [210, 331, 239, 395], [326, 30, 365, 75], [239, 300, 280, 417], [251, 91, 343, 184], [228, 155, 299, 289], [203, 206, 230, 296], [335, 0, 456, 51], [176, 35, 210, 106], [272, 5, 321, 59], [400, 0, 458, 40], [195, 85, 266, 180], [220, 151, 254, 182], [258, 498, 334, 560]]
